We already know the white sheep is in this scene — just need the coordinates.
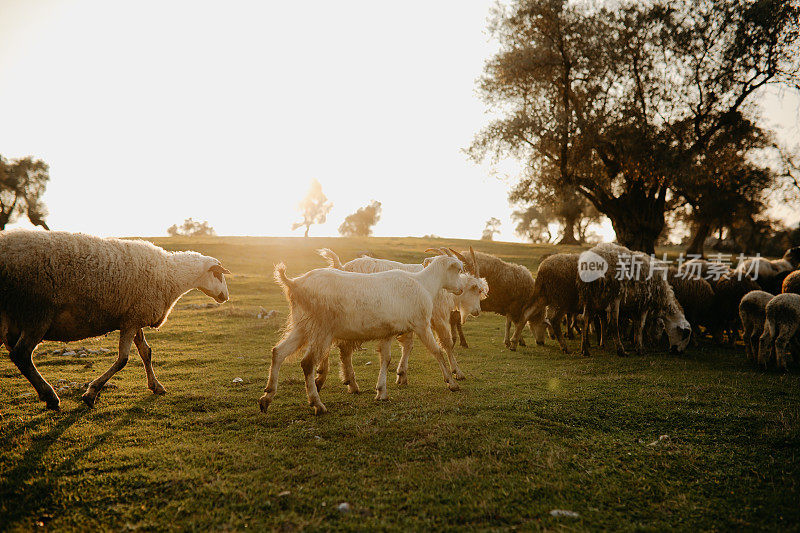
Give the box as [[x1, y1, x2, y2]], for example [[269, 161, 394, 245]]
[[317, 247, 487, 389], [0, 230, 231, 409], [758, 293, 800, 370], [738, 290, 774, 363], [259, 255, 465, 415]]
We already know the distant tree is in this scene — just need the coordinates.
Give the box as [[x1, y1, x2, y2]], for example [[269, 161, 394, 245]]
[[481, 217, 501, 241], [167, 218, 217, 236], [292, 179, 333, 237], [0, 155, 50, 230], [339, 200, 382, 237]]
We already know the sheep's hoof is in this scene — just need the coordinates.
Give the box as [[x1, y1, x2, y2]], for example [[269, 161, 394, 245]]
[[448, 381, 460, 392], [518, 338, 527, 347], [503, 340, 511, 348], [459, 342, 469, 348], [314, 379, 325, 392], [375, 389, 389, 401], [312, 403, 327, 415], [150, 383, 167, 395], [81, 391, 97, 408], [348, 383, 360, 394], [453, 371, 466, 381], [258, 394, 271, 413], [45, 397, 61, 411], [395, 372, 408, 386], [508, 341, 518, 352]]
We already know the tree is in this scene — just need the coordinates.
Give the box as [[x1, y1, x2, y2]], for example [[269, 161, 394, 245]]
[[167, 218, 217, 236], [481, 217, 501, 241], [292, 179, 333, 237], [339, 200, 382, 237], [470, 0, 800, 253], [0, 155, 50, 230]]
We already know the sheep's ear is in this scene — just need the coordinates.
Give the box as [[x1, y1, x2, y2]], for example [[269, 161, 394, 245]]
[[210, 264, 232, 275]]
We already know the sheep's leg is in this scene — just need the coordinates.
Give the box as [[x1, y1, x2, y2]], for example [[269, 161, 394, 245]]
[[338, 343, 359, 394], [395, 332, 413, 385], [596, 316, 606, 348], [609, 299, 627, 357], [742, 321, 754, 362], [300, 343, 328, 414], [549, 309, 570, 354], [509, 307, 535, 351], [565, 314, 575, 339], [634, 310, 648, 356], [259, 327, 305, 413], [757, 323, 774, 368], [83, 327, 136, 407], [775, 323, 798, 371], [503, 316, 513, 347], [134, 329, 165, 395], [433, 319, 464, 380], [375, 338, 393, 400], [315, 354, 330, 392], [415, 325, 459, 392], [748, 325, 763, 364], [9, 322, 59, 410], [579, 306, 592, 357]]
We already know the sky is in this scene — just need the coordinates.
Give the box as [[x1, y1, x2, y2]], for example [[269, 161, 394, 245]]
[[1, 1, 798, 241]]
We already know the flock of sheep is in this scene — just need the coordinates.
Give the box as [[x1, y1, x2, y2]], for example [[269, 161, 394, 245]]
[[1, 229, 799, 415]]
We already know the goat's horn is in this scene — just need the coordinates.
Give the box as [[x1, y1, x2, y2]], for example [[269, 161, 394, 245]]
[[448, 248, 469, 269], [424, 248, 447, 256], [469, 246, 479, 277]]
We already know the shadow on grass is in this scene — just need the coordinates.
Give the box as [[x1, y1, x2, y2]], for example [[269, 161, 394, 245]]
[[0, 397, 157, 529]]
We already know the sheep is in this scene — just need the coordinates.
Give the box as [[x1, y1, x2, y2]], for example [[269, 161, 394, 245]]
[[617, 252, 692, 355], [666, 266, 714, 339], [783, 270, 800, 295], [707, 272, 760, 345], [316, 247, 487, 387], [259, 255, 465, 414], [758, 293, 800, 369], [448, 249, 538, 351], [677, 258, 732, 291], [0, 230, 231, 410], [525, 252, 582, 353], [735, 246, 800, 279], [738, 290, 774, 363]]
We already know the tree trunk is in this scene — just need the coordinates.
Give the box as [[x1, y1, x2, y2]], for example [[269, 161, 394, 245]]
[[608, 206, 664, 254], [685, 221, 710, 257], [557, 215, 579, 245], [304, 225, 310, 238]]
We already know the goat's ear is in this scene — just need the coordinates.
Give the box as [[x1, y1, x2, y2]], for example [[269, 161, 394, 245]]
[[422, 257, 434, 267], [210, 264, 232, 275]]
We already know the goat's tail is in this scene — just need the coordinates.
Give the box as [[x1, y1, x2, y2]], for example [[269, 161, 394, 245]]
[[317, 248, 344, 270], [274, 263, 294, 293]]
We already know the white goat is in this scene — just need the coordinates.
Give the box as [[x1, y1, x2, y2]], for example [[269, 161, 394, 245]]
[[317, 247, 487, 389], [259, 255, 465, 415]]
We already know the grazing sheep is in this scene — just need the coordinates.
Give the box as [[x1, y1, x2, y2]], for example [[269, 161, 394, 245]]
[[317, 247, 487, 387], [526, 253, 581, 353], [708, 272, 760, 345], [0, 230, 231, 410], [783, 270, 800, 295], [759, 269, 794, 295], [758, 293, 800, 369], [666, 267, 714, 338], [738, 290, 774, 362], [678, 258, 732, 290], [450, 250, 537, 351], [260, 255, 465, 414], [736, 246, 800, 279]]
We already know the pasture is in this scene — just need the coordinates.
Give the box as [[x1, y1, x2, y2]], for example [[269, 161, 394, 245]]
[[1, 237, 799, 531]]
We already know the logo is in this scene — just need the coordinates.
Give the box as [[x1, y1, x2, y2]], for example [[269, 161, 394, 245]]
[[578, 250, 608, 282]]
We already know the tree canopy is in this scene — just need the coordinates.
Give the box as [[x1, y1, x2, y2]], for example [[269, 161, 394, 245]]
[[292, 179, 333, 237], [339, 200, 382, 237], [167, 218, 217, 237], [0, 155, 50, 231]]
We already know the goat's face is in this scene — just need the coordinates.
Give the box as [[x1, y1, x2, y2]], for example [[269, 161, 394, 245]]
[[658, 313, 691, 354], [455, 275, 489, 323], [437, 256, 464, 295], [197, 259, 231, 303]]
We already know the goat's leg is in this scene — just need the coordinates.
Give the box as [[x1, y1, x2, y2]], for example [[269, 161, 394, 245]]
[[83, 327, 136, 407], [337, 343, 359, 394], [300, 343, 328, 414], [433, 319, 464, 380], [395, 332, 413, 385], [450, 311, 469, 348], [415, 325, 459, 391], [315, 353, 330, 391], [259, 327, 305, 413], [9, 320, 58, 410], [375, 338, 393, 400], [134, 328, 165, 395]]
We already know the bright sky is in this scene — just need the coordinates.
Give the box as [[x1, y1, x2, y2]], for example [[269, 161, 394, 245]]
[[1, 1, 798, 241]]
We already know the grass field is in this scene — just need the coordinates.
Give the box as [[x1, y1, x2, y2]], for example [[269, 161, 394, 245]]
[[1, 237, 799, 531]]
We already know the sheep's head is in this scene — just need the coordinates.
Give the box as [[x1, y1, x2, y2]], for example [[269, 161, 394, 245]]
[[658, 312, 691, 354], [784, 246, 800, 268], [198, 257, 232, 303], [454, 275, 489, 323]]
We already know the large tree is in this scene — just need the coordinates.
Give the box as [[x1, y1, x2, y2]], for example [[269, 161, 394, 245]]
[[0, 155, 50, 230], [339, 200, 382, 237], [471, 0, 800, 253], [292, 179, 333, 237]]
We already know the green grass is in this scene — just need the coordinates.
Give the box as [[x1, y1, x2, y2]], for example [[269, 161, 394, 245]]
[[1, 237, 798, 531]]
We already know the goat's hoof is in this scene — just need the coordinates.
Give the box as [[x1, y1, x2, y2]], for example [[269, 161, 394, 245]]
[[348, 383, 360, 394], [312, 403, 327, 415], [258, 395, 271, 413], [150, 383, 167, 395], [453, 371, 466, 381], [81, 391, 97, 408], [314, 379, 325, 392], [448, 381, 460, 392], [395, 373, 408, 386], [375, 389, 389, 401]]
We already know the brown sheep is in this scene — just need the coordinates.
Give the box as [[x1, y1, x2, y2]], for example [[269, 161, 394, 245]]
[[526, 253, 581, 353], [666, 267, 714, 338], [708, 272, 760, 345], [783, 270, 800, 295]]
